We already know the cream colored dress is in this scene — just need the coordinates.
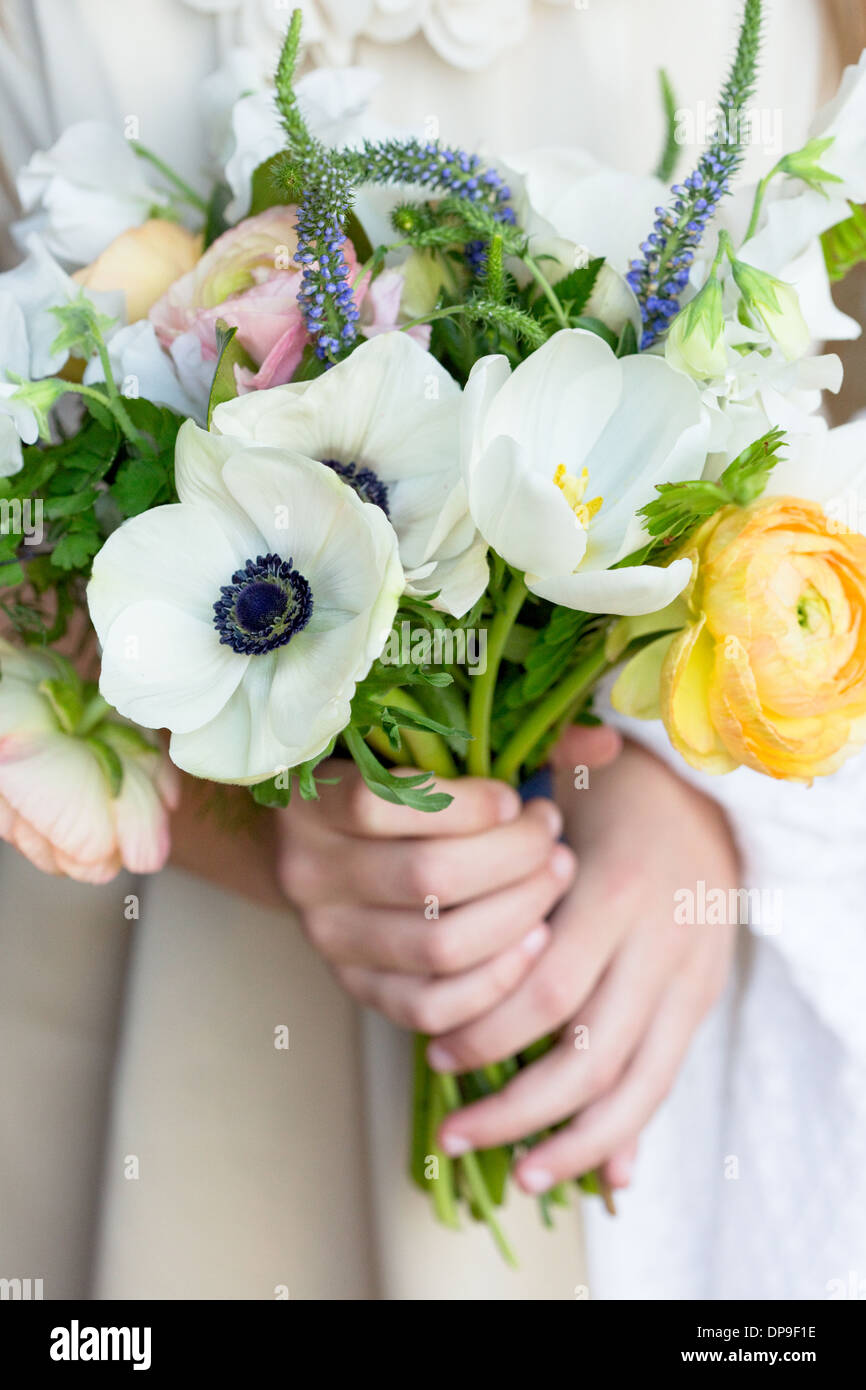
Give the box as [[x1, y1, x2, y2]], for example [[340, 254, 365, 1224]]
[[0, 0, 831, 1300]]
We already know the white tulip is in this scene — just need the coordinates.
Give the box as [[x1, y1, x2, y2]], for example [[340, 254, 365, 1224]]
[[212, 331, 488, 618], [88, 421, 404, 784], [461, 329, 710, 616]]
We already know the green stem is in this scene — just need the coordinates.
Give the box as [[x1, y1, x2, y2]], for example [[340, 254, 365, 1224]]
[[132, 142, 208, 213], [398, 303, 469, 335], [59, 383, 146, 450], [743, 162, 782, 243], [467, 574, 527, 778], [522, 254, 569, 330], [492, 632, 610, 784], [438, 1073, 518, 1266], [428, 1073, 461, 1229]]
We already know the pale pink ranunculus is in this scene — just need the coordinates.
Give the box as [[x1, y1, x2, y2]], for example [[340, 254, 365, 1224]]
[[149, 205, 362, 393], [359, 267, 431, 349], [0, 640, 179, 883]]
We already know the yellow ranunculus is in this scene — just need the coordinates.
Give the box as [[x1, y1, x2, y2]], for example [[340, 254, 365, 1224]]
[[73, 219, 203, 323], [613, 497, 866, 782]]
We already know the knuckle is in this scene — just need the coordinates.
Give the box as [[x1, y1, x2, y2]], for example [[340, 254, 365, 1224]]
[[345, 773, 378, 831], [405, 844, 443, 903], [420, 924, 464, 974], [301, 905, 338, 955], [406, 992, 445, 1035], [529, 971, 573, 1024], [277, 849, 314, 902]]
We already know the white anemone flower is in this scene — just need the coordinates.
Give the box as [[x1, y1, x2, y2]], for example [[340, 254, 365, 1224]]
[[461, 329, 710, 616], [212, 331, 488, 618], [88, 421, 403, 784]]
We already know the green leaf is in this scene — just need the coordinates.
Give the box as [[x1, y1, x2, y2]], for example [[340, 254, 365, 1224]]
[[207, 320, 256, 424], [249, 153, 300, 215], [0, 560, 24, 588], [51, 520, 103, 571], [378, 704, 470, 745], [44, 489, 99, 519], [344, 726, 452, 812], [84, 734, 124, 798], [638, 427, 786, 549], [719, 425, 786, 505], [653, 68, 680, 182], [50, 295, 119, 360], [550, 258, 604, 317], [569, 314, 619, 350], [111, 456, 172, 516], [616, 318, 639, 357], [822, 201, 866, 283], [204, 181, 232, 247]]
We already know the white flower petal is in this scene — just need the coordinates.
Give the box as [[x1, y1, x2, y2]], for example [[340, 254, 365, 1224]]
[[479, 329, 622, 469], [98, 598, 248, 735], [467, 433, 587, 577], [88, 501, 244, 638], [528, 556, 693, 617], [173, 420, 265, 557]]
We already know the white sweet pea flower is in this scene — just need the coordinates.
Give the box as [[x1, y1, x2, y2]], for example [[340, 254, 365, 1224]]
[[15, 121, 166, 266], [0, 238, 124, 474], [88, 421, 403, 784], [0, 294, 38, 476], [212, 332, 488, 618], [461, 329, 710, 616], [83, 320, 208, 423]]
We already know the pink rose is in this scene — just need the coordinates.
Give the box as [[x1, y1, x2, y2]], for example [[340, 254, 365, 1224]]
[[0, 641, 179, 883]]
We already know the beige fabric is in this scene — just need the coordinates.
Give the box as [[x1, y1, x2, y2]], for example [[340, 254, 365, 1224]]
[[0, 844, 133, 1298], [91, 868, 377, 1300]]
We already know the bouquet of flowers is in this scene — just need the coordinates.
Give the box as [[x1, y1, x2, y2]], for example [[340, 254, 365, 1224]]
[[3, 0, 866, 1260]]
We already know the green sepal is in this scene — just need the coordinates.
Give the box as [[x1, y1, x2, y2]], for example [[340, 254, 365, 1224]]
[[207, 320, 256, 425]]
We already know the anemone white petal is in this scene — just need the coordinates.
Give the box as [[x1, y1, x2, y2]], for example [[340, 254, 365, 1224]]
[[98, 598, 248, 735]]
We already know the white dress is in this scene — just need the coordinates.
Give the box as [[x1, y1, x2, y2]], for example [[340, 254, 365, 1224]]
[[2, 0, 863, 1301]]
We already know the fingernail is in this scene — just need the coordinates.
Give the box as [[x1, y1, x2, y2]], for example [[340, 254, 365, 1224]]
[[426, 1042, 456, 1072], [550, 844, 574, 880], [536, 799, 563, 837], [441, 1133, 471, 1157], [497, 786, 521, 822], [522, 924, 548, 957], [520, 1166, 554, 1194]]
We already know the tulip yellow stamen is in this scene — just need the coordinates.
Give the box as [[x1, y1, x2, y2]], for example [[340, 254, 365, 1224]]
[[553, 464, 603, 529]]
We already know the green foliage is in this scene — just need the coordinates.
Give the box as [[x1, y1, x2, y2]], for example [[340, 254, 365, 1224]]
[[344, 726, 453, 812], [251, 742, 339, 808], [653, 68, 680, 182], [822, 201, 866, 282], [50, 297, 118, 361], [0, 393, 183, 643], [529, 257, 605, 333], [207, 321, 255, 424], [639, 426, 785, 547]]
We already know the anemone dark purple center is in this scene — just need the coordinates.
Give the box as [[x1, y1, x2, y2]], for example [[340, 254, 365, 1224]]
[[321, 458, 390, 516], [213, 553, 313, 656]]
